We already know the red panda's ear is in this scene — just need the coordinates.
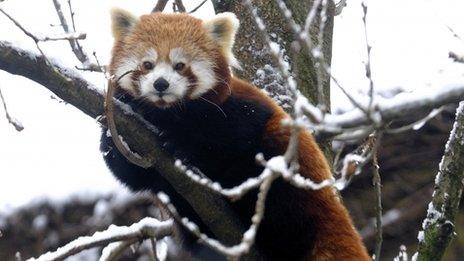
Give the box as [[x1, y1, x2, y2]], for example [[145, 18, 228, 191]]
[[203, 12, 240, 68], [111, 8, 138, 41]]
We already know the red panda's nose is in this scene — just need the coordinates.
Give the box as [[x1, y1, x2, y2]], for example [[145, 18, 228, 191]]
[[153, 78, 170, 92]]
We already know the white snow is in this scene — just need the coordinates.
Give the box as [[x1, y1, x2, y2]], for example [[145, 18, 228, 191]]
[[29, 217, 173, 261]]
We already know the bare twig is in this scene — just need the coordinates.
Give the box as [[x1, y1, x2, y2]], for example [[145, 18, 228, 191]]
[[156, 169, 278, 259], [149, 238, 159, 261], [386, 106, 444, 134], [372, 135, 383, 261], [275, 0, 369, 115], [315, 0, 329, 111], [188, 0, 208, 14], [174, 0, 186, 12], [446, 25, 462, 41], [243, 0, 298, 100], [67, 0, 77, 32], [303, 0, 322, 35], [152, 0, 169, 12], [449, 51, 464, 63], [361, 2, 376, 118], [52, 0, 101, 72], [105, 71, 153, 168], [0, 86, 23, 131], [335, 0, 348, 15]]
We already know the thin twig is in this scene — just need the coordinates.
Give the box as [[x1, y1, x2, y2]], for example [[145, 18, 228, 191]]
[[52, 0, 101, 72], [152, 0, 169, 12], [315, 0, 329, 111], [386, 106, 444, 134], [105, 71, 153, 168], [275, 0, 369, 115], [449, 51, 464, 63], [0, 84, 23, 131], [361, 2, 375, 117], [174, 0, 186, 12], [372, 134, 383, 261], [303, 0, 322, 35], [335, 0, 348, 15], [67, 0, 77, 32], [188, 0, 208, 14], [0, 7, 66, 78], [156, 170, 278, 258], [243, 0, 298, 100], [150, 238, 159, 261]]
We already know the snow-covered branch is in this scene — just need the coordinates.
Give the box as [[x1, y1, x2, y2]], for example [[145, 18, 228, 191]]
[[28, 218, 173, 261], [316, 84, 464, 139], [414, 101, 464, 260]]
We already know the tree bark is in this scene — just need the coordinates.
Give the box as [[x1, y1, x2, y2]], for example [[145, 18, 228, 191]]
[[213, 0, 335, 159], [213, 0, 334, 106], [416, 101, 464, 260]]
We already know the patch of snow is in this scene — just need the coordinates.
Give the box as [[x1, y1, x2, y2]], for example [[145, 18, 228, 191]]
[[32, 214, 48, 231]]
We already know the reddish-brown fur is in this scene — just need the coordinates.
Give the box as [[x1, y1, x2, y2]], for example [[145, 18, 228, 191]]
[[109, 11, 370, 260], [222, 78, 370, 260]]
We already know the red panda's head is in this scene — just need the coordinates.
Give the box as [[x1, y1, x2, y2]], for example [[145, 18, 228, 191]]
[[109, 9, 239, 108]]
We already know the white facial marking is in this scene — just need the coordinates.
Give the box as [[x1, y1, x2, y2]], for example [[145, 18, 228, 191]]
[[190, 59, 216, 98], [169, 48, 188, 63], [114, 55, 138, 93], [145, 48, 158, 61], [114, 48, 158, 94], [140, 62, 189, 105]]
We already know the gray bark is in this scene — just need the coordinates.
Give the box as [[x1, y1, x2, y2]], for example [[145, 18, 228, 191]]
[[416, 101, 464, 260]]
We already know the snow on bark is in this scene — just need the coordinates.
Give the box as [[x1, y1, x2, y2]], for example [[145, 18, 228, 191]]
[[414, 101, 464, 260]]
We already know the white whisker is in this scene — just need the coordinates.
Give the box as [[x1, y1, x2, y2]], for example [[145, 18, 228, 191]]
[[200, 97, 227, 118]]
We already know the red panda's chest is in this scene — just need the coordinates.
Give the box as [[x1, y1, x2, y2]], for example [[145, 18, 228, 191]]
[[135, 95, 273, 186]]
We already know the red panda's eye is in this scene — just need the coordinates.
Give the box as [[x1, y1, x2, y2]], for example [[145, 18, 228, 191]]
[[142, 61, 154, 70], [174, 62, 185, 71]]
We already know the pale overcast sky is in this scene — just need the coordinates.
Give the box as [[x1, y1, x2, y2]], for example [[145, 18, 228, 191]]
[[0, 0, 463, 211]]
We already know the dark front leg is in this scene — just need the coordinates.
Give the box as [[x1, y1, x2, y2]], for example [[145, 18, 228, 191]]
[[100, 130, 172, 192], [99, 130, 218, 246]]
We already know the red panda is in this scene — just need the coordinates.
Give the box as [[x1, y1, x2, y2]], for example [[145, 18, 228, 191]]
[[101, 9, 370, 261]]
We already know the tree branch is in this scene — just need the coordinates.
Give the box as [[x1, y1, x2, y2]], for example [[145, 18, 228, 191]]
[[173, 0, 186, 12], [0, 41, 246, 247], [188, 0, 208, 14], [152, 0, 169, 13], [415, 101, 464, 260], [323, 84, 464, 130], [29, 218, 173, 261]]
